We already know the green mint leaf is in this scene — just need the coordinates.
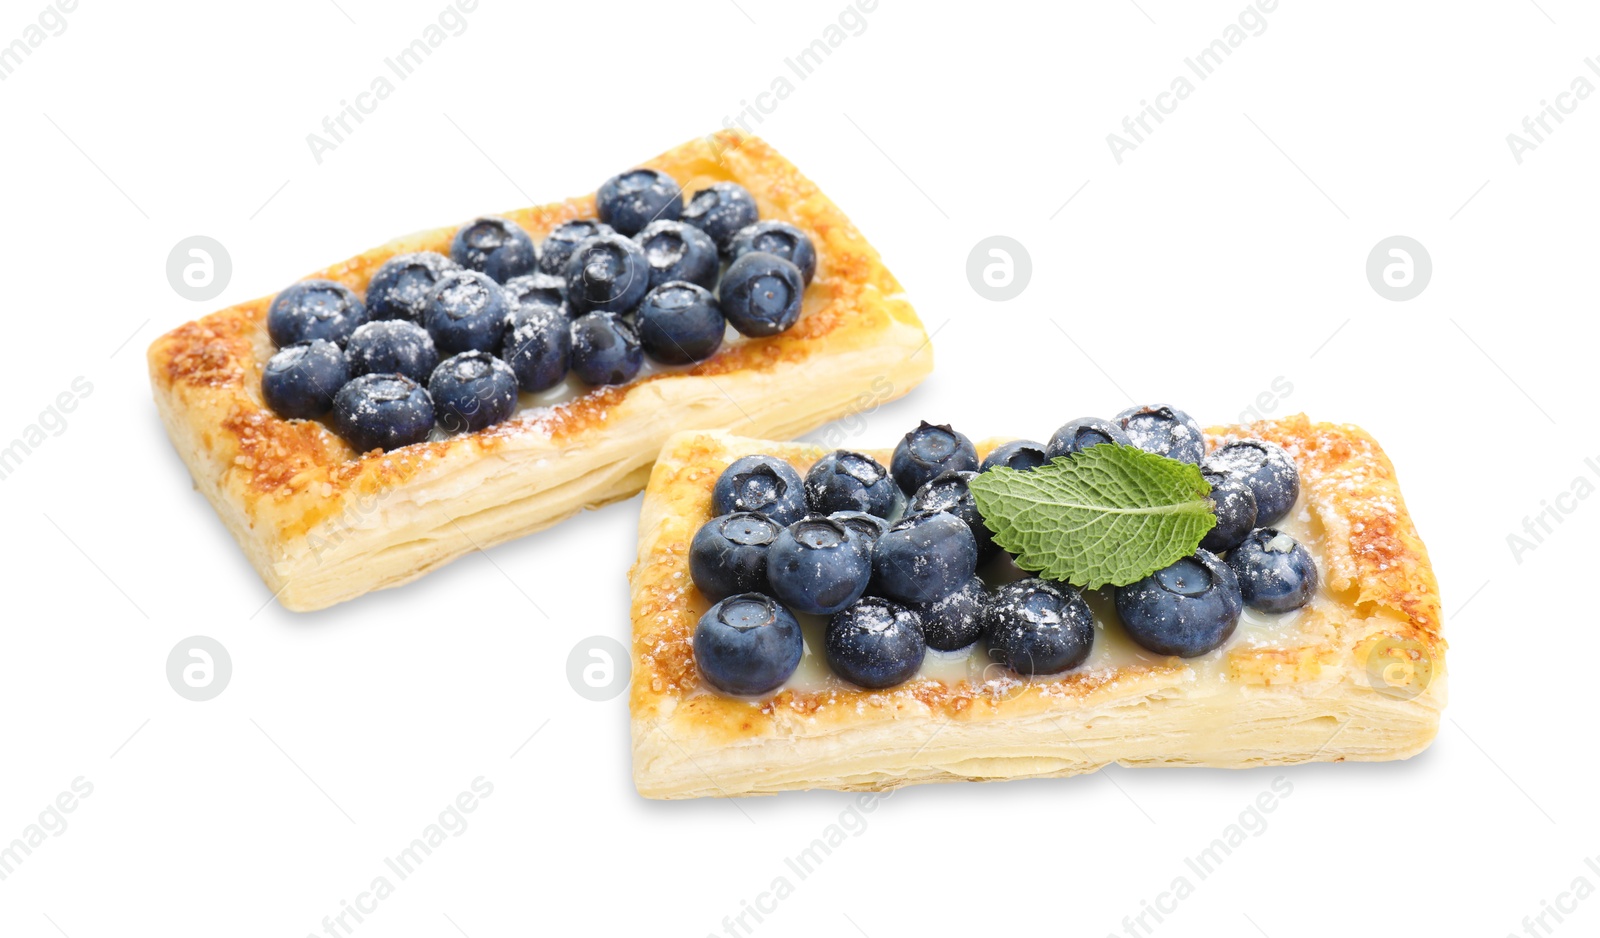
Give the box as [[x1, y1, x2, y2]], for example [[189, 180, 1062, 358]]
[[968, 444, 1217, 590]]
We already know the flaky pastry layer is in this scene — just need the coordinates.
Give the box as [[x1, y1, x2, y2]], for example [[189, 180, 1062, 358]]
[[629, 417, 1446, 798], [147, 132, 931, 611]]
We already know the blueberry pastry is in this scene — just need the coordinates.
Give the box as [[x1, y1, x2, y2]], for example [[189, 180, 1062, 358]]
[[147, 133, 932, 611], [629, 419, 1445, 798]]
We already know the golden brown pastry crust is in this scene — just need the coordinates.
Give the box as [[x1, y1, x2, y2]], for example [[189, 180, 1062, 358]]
[[629, 416, 1447, 798], [147, 132, 932, 612]]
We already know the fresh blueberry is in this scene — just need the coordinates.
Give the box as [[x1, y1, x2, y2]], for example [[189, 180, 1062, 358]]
[[1115, 404, 1206, 465], [332, 373, 434, 453], [365, 252, 457, 323], [719, 251, 803, 337], [422, 269, 511, 355], [564, 233, 651, 315], [891, 421, 979, 495], [1114, 550, 1242, 657], [908, 576, 988, 652], [501, 272, 567, 315], [450, 216, 538, 283], [635, 282, 725, 364], [980, 440, 1048, 473], [267, 279, 368, 348], [804, 451, 904, 520], [500, 305, 571, 393], [634, 219, 719, 290], [344, 320, 439, 384], [1046, 417, 1131, 459], [828, 511, 891, 548], [597, 168, 682, 236], [825, 597, 925, 689], [680, 181, 759, 251], [984, 579, 1095, 675], [689, 512, 781, 602], [261, 340, 349, 419], [873, 511, 978, 605], [1226, 528, 1318, 613], [536, 219, 615, 278], [427, 351, 519, 434], [569, 311, 643, 386], [694, 593, 803, 696], [766, 517, 873, 616], [908, 470, 993, 558], [1204, 440, 1300, 526], [713, 455, 808, 527], [1199, 470, 1257, 554], [728, 221, 817, 284]]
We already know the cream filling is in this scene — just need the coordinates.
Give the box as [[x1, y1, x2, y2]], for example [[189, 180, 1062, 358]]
[[770, 496, 1330, 695], [422, 324, 752, 442]]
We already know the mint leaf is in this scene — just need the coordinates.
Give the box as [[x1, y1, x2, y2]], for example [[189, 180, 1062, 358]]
[[968, 444, 1216, 589]]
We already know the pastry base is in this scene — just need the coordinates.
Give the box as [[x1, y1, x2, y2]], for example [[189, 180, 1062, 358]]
[[147, 132, 931, 612], [628, 417, 1446, 798]]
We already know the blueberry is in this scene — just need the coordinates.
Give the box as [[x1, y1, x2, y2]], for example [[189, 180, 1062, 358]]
[[907, 576, 988, 651], [767, 517, 873, 616], [332, 373, 434, 453], [908, 470, 993, 558], [891, 421, 979, 495], [261, 339, 349, 419], [344, 320, 439, 384], [681, 181, 759, 251], [1046, 417, 1131, 459], [569, 311, 643, 386], [563, 232, 651, 316], [713, 455, 807, 527], [365, 252, 457, 323], [597, 168, 683, 236], [500, 305, 571, 393], [635, 282, 725, 364], [267, 279, 368, 348], [536, 219, 615, 278], [873, 512, 978, 605], [427, 351, 519, 434], [450, 216, 537, 283], [1115, 404, 1205, 465], [719, 251, 803, 337], [728, 221, 817, 284], [1226, 528, 1318, 613], [980, 440, 1048, 473], [634, 219, 719, 290], [501, 272, 567, 315], [824, 597, 925, 689], [694, 593, 803, 696], [828, 511, 891, 548], [1114, 550, 1242, 657], [1204, 440, 1300, 526], [984, 579, 1095, 675], [422, 269, 511, 355], [689, 512, 781, 602], [804, 450, 904, 519], [1199, 470, 1257, 554]]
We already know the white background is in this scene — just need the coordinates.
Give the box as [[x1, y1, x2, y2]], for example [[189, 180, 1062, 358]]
[[0, 0, 1593, 935]]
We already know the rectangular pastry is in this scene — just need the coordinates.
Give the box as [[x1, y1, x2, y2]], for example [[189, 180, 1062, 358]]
[[147, 132, 931, 612], [628, 416, 1446, 798]]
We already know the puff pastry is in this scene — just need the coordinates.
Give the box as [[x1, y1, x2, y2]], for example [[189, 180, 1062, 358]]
[[147, 132, 931, 612], [629, 416, 1446, 798]]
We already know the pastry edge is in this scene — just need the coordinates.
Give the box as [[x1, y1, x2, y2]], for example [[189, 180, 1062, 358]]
[[155, 323, 931, 612], [634, 679, 1445, 798]]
